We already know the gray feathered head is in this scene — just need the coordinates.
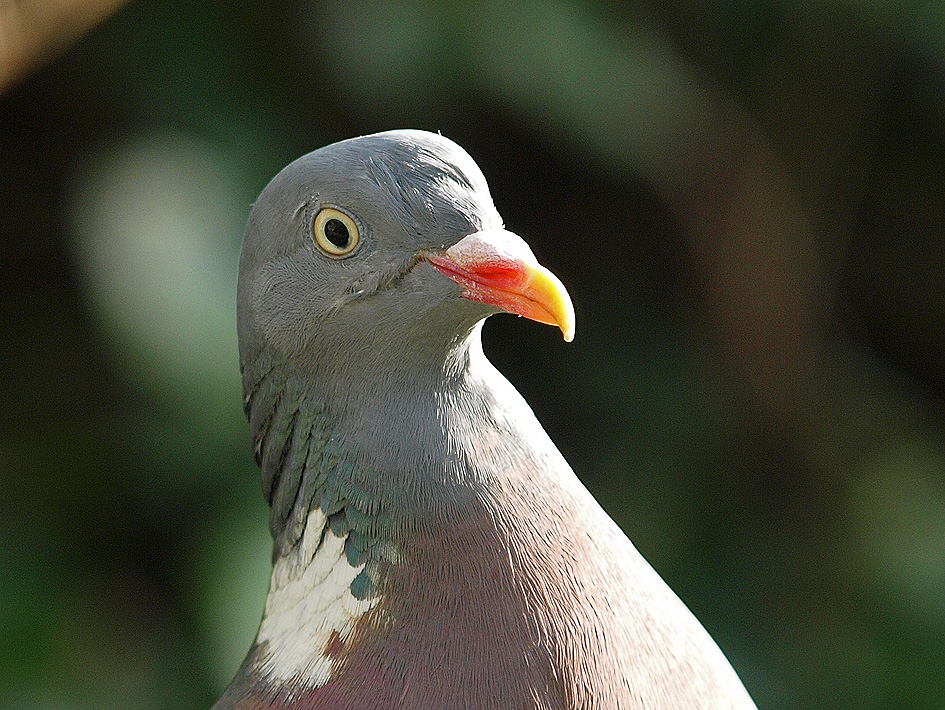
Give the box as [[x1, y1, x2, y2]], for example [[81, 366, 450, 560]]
[[237, 130, 573, 391]]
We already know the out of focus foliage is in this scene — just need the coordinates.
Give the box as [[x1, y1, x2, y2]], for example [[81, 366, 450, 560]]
[[2, 1, 945, 708]]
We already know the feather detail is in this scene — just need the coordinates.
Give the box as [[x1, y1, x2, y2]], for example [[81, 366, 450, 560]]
[[256, 507, 380, 690]]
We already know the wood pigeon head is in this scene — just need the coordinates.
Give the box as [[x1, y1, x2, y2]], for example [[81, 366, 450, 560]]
[[238, 129, 573, 389]]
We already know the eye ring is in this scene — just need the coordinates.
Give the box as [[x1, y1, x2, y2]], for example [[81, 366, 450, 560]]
[[313, 207, 360, 257]]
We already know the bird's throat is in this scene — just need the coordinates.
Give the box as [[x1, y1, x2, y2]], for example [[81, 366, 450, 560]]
[[235, 336, 531, 698]]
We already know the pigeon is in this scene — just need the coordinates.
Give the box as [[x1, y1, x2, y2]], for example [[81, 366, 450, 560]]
[[214, 129, 757, 710]]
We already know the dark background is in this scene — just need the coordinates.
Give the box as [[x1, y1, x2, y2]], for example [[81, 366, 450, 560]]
[[3, 2, 945, 708]]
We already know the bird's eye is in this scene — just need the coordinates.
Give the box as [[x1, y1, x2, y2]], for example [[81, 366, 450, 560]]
[[313, 208, 360, 257]]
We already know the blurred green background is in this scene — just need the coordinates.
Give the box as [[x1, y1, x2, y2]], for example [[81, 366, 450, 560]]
[[3, 1, 945, 708]]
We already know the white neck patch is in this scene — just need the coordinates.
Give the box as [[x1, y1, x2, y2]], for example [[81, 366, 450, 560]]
[[255, 507, 380, 687]]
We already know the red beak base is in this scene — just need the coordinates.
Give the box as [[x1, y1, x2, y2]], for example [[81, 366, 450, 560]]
[[424, 229, 575, 342]]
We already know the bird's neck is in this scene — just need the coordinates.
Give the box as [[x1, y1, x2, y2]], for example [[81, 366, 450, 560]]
[[234, 329, 544, 701], [242, 328, 488, 543]]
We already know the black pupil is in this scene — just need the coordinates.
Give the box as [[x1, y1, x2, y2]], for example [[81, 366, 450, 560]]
[[324, 218, 350, 248]]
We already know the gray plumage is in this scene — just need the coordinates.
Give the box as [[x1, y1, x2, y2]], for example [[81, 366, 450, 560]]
[[216, 129, 758, 710]]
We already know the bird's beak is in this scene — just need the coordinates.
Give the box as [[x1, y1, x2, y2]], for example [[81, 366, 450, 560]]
[[423, 228, 575, 342]]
